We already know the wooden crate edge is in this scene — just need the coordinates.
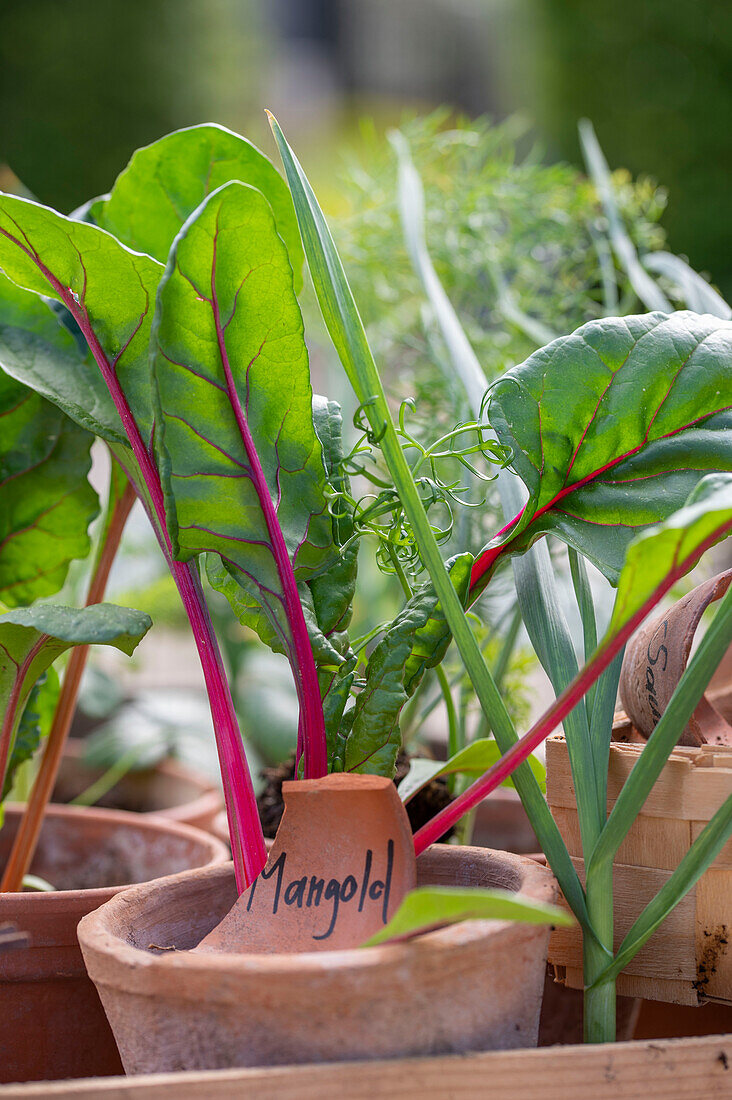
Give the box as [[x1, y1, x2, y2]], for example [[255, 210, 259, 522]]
[[4, 1036, 732, 1100]]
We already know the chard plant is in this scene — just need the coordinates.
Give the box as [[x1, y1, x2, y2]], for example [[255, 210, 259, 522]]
[[0, 120, 730, 1045], [0, 126, 495, 891], [268, 114, 732, 1042]]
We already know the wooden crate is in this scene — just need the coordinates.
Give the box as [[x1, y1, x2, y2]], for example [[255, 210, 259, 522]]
[[2, 1035, 732, 1100], [546, 733, 732, 1006]]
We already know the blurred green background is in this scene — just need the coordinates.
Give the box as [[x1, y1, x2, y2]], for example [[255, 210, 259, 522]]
[[1, 0, 729, 291]]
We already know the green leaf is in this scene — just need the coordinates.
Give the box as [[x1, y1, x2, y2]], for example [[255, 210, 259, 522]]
[[321, 661, 356, 768], [362, 885, 572, 947], [0, 404, 98, 608], [93, 123, 304, 291], [309, 395, 358, 638], [2, 668, 59, 799], [398, 739, 546, 804], [608, 473, 732, 637], [0, 271, 120, 445], [0, 280, 100, 606], [0, 389, 98, 611], [344, 554, 472, 775], [476, 312, 732, 587], [0, 193, 163, 447], [388, 130, 493, 413], [0, 603, 152, 791], [152, 181, 334, 646], [206, 554, 344, 669]]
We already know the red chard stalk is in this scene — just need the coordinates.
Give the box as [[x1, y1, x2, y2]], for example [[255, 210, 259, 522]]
[[0, 127, 334, 889]]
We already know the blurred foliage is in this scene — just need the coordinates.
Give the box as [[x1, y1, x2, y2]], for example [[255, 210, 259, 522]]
[[0, 0, 265, 212], [333, 111, 668, 433], [510, 0, 732, 297]]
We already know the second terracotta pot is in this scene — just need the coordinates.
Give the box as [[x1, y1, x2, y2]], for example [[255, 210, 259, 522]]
[[0, 804, 228, 1084], [54, 738, 223, 831], [80, 845, 558, 1074]]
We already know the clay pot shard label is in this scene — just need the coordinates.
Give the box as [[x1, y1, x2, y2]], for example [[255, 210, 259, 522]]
[[620, 569, 732, 747], [195, 773, 417, 954]]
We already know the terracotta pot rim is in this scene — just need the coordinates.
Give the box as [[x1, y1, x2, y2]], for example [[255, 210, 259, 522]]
[[2, 802, 229, 901], [61, 739, 223, 825], [79, 845, 556, 982]]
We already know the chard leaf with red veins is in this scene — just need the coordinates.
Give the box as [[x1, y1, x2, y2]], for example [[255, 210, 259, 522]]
[[0, 189, 267, 889], [471, 312, 732, 594], [0, 194, 163, 451], [0, 275, 99, 605], [92, 124, 304, 290], [416, 472, 732, 852], [0, 603, 151, 802], [152, 181, 335, 778]]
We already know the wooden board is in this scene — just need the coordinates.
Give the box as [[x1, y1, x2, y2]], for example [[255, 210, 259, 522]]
[[546, 734, 732, 1005], [550, 859, 698, 982], [4, 1036, 732, 1099], [545, 736, 732, 822]]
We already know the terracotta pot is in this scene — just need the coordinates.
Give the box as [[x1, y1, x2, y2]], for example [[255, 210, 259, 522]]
[[79, 845, 558, 1074], [472, 787, 539, 853], [54, 738, 223, 831], [0, 804, 228, 1084], [211, 808, 230, 848]]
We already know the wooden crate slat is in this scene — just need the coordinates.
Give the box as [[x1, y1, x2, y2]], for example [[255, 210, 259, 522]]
[[547, 736, 732, 823], [3, 1036, 732, 1099], [547, 734, 732, 1005], [550, 859, 698, 981], [697, 869, 732, 1001], [551, 805, 691, 870], [693, 822, 732, 869]]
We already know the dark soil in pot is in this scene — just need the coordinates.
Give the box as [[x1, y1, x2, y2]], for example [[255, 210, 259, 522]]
[[0, 804, 228, 1084]]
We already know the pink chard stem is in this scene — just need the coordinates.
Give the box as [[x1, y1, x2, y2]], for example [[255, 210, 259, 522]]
[[210, 264, 327, 781], [26, 256, 266, 891]]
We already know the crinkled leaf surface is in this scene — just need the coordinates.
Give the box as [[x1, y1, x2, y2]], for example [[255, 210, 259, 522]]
[[344, 554, 472, 775], [472, 312, 732, 590], [206, 554, 343, 668], [0, 193, 163, 447], [93, 124, 303, 290], [362, 886, 571, 947], [309, 396, 358, 639], [152, 182, 334, 650], [0, 386, 98, 608], [0, 603, 151, 788], [2, 668, 59, 799], [398, 739, 546, 804]]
